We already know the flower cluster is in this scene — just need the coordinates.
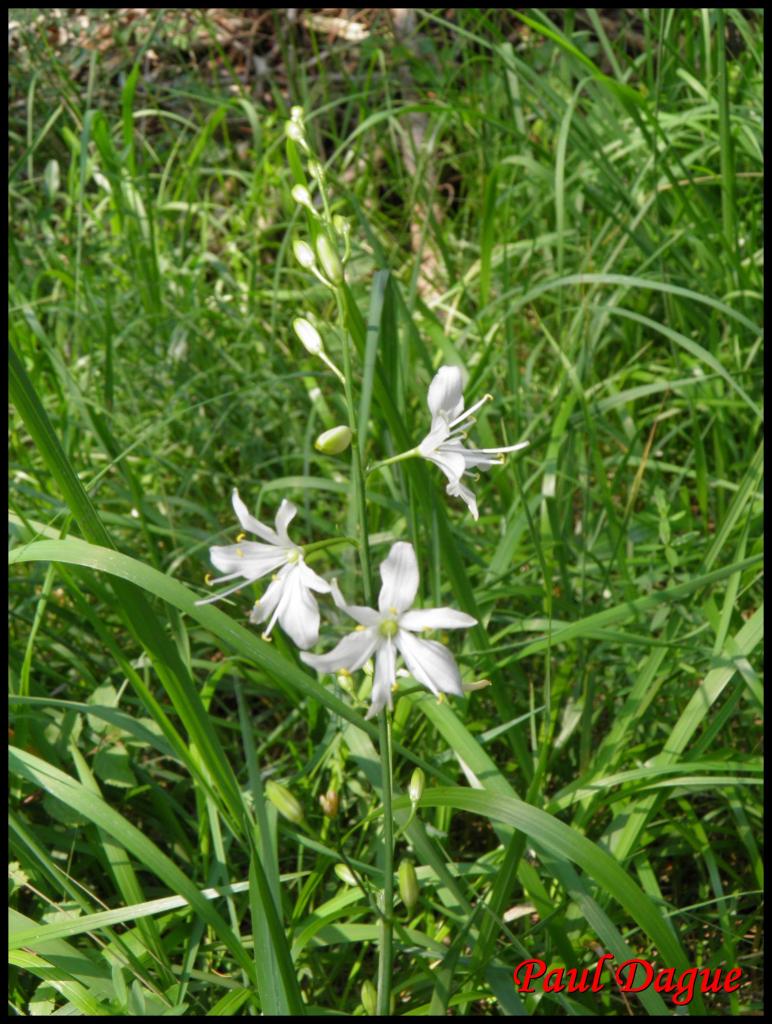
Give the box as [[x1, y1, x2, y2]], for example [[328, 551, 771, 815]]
[[196, 364, 527, 716]]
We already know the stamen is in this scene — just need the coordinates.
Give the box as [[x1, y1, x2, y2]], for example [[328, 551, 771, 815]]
[[195, 577, 250, 606], [236, 532, 247, 542], [204, 573, 213, 586], [449, 393, 492, 429], [475, 441, 529, 454]]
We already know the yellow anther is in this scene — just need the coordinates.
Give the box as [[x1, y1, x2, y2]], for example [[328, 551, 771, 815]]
[[236, 547, 245, 557], [204, 573, 213, 586], [436, 693, 446, 705], [261, 632, 273, 643], [484, 393, 493, 402], [389, 606, 398, 615], [391, 682, 399, 694], [236, 532, 247, 542], [336, 667, 351, 677], [355, 625, 366, 632]]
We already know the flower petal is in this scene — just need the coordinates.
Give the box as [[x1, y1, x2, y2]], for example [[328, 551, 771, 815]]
[[249, 569, 287, 627], [274, 499, 298, 545], [232, 489, 280, 545], [417, 420, 450, 457], [445, 476, 479, 520], [278, 564, 322, 649], [399, 607, 477, 632], [298, 559, 332, 594], [396, 630, 465, 698], [330, 579, 381, 626], [424, 447, 467, 486], [209, 542, 288, 580], [378, 542, 419, 615], [427, 365, 464, 422], [366, 637, 396, 719], [301, 628, 380, 675]]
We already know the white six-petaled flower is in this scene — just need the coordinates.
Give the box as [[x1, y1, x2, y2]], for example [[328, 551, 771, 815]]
[[196, 489, 330, 649], [418, 365, 529, 520], [301, 541, 476, 718]]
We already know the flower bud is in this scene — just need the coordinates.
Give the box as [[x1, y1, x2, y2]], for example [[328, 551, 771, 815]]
[[291, 184, 315, 212], [332, 214, 350, 237], [334, 862, 357, 886], [285, 121, 304, 143], [307, 159, 324, 181], [315, 425, 352, 455], [293, 240, 316, 269], [360, 980, 377, 1016], [319, 788, 339, 817], [398, 858, 419, 913], [293, 317, 323, 355], [408, 767, 425, 804], [265, 780, 304, 824], [315, 234, 343, 284], [290, 105, 305, 124]]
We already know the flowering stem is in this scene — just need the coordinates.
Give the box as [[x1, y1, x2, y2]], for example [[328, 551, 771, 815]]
[[366, 447, 420, 477], [302, 535, 357, 557], [334, 294, 374, 605], [375, 709, 394, 1015]]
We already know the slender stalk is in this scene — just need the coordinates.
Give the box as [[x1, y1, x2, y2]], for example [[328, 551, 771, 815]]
[[335, 291, 373, 604], [375, 709, 394, 1015], [306, 122, 393, 1012], [367, 446, 420, 477]]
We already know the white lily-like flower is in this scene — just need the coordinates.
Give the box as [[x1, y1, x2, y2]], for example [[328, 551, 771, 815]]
[[196, 489, 330, 650], [417, 365, 529, 520], [301, 542, 476, 718]]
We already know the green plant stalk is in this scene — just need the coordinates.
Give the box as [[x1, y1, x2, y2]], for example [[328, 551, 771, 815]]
[[375, 709, 394, 1015], [333, 279, 393, 1012], [335, 290, 373, 604]]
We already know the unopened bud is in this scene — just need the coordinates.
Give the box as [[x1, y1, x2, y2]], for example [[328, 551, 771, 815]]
[[408, 767, 425, 804], [293, 240, 316, 268], [360, 980, 377, 1016], [290, 105, 304, 123], [265, 780, 304, 824], [291, 184, 315, 212], [315, 425, 352, 455], [332, 214, 350, 237], [315, 234, 343, 284], [398, 858, 419, 913], [285, 121, 304, 143], [336, 670, 355, 695], [293, 317, 323, 355], [319, 788, 339, 817], [334, 862, 357, 886]]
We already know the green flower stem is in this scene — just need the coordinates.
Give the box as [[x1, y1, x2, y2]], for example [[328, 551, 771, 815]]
[[302, 535, 358, 558], [315, 136, 392, 1012], [366, 447, 420, 477], [334, 291, 373, 605], [332, 282, 392, 1013], [375, 709, 394, 1015]]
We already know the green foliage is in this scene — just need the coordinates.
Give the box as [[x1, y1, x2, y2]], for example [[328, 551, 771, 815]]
[[9, 8, 762, 1016]]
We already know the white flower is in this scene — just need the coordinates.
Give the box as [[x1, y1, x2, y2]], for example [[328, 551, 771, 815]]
[[196, 489, 330, 649], [417, 365, 529, 520], [301, 542, 476, 718]]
